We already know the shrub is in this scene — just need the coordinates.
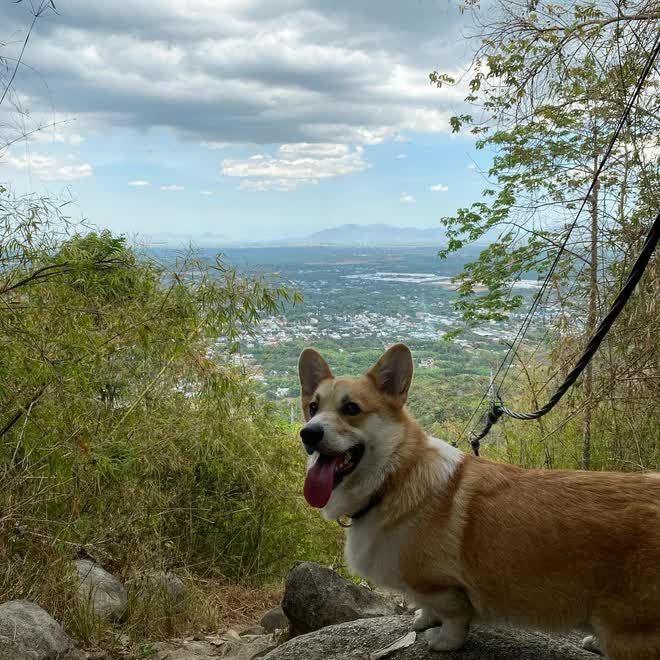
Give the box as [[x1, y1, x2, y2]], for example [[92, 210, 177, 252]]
[[0, 210, 341, 646]]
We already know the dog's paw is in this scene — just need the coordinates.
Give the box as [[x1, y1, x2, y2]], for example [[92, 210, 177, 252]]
[[582, 635, 602, 655], [426, 623, 468, 652], [413, 608, 439, 632]]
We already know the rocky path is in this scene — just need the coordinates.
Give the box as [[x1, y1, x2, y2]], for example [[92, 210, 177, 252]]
[[0, 561, 599, 659]]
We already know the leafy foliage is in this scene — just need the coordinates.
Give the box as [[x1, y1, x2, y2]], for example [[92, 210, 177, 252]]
[[0, 207, 337, 646], [430, 0, 659, 469], [432, 0, 659, 323]]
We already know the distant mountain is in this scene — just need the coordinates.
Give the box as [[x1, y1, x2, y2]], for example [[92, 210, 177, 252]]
[[145, 231, 232, 247], [142, 223, 446, 248], [298, 223, 444, 246]]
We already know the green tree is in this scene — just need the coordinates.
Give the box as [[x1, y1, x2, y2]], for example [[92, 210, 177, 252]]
[[432, 0, 659, 468]]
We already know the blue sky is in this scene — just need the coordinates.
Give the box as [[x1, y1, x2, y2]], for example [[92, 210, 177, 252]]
[[0, 0, 490, 243]]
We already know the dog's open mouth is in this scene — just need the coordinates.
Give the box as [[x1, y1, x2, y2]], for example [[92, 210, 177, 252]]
[[303, 445, 365, 509], [334, 445, 365, 483]]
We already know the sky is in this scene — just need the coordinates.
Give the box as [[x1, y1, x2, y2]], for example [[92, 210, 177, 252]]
[[0, 0, 492, 243]]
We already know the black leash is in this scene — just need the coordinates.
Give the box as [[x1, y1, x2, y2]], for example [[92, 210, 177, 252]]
[[471, 210, 660, 456]]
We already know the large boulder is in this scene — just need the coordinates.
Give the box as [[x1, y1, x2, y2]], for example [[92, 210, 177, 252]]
[[0, 600, 81, 660], [282, 562, 404, 635], [73, 559, 128, 622], [263, 616, 596, 660]]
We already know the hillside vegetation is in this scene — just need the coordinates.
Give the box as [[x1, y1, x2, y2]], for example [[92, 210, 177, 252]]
[[0, 204, 340, 648]]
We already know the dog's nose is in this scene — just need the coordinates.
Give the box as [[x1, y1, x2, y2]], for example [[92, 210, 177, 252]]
[[300, 423, 324, 454]]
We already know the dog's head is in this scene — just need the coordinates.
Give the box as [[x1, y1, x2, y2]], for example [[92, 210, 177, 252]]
[[297, 343, 413, 519]]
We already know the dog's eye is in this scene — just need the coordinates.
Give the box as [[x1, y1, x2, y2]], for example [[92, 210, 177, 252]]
[[309, 401, 318, 416], [341, 401, 361, 416]]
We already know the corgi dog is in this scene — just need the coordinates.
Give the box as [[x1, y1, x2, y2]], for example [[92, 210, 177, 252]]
[[297, 343, 660, 660]]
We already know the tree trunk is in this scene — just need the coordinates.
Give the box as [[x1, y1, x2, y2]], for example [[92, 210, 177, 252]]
[[582, 141, 599, 470]]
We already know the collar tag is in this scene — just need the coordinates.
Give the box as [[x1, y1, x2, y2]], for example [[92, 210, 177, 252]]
[[336, 491, 384, 528], [337, 514, 352, 528]]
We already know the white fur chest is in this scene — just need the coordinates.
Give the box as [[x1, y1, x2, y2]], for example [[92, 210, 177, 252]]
[[344, 516, 411, 592], [342, 437, 463, 594]]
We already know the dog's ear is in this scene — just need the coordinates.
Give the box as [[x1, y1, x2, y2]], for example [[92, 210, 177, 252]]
[[367, 343, 413, 408], [298, 348, 334, 398]]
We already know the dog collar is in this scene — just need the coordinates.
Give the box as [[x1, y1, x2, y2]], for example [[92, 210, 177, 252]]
[[337, 491, 384, 528]]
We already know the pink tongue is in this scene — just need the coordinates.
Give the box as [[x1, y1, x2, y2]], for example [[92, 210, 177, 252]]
[[304, 455, 341, 508]]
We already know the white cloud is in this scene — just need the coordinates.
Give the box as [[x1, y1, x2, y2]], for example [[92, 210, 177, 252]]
[[3, 152, 92, 181], [129, 179, 151, 187], [1, 2, 473, 146], [349, 127, 395, 145], [279, 143, 350, 158], [467, 163, 477, 171], [399, 192, 414, 203], [396, 153, 407, 159], [399, 108, 453, 134], [201, 190, 214, 195], [29, 125, 85, 146], [57, 163, 93, 179], [223, 143, 368, 191], [161, 184, 184, 191], [430, 183, 449, 192]]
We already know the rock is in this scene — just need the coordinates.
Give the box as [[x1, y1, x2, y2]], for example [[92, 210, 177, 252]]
[[0, 638, 38, 660], [241, 624, 265, 636], [152, 634, 275, 659], [260, 607, 289, 633], [115, 633, 130, 647], [152, 639, 219, 659], [136, 571, 186, 613], [235, 636, 277, 659], [282, 562, 403, 634], [262, 616, 596, 660], [0, 600, 81, 660], [374, 588, 412, 612], [73, 560, 128, 622], [145, 571, 186, 602], [272, 628, 290, 647]]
